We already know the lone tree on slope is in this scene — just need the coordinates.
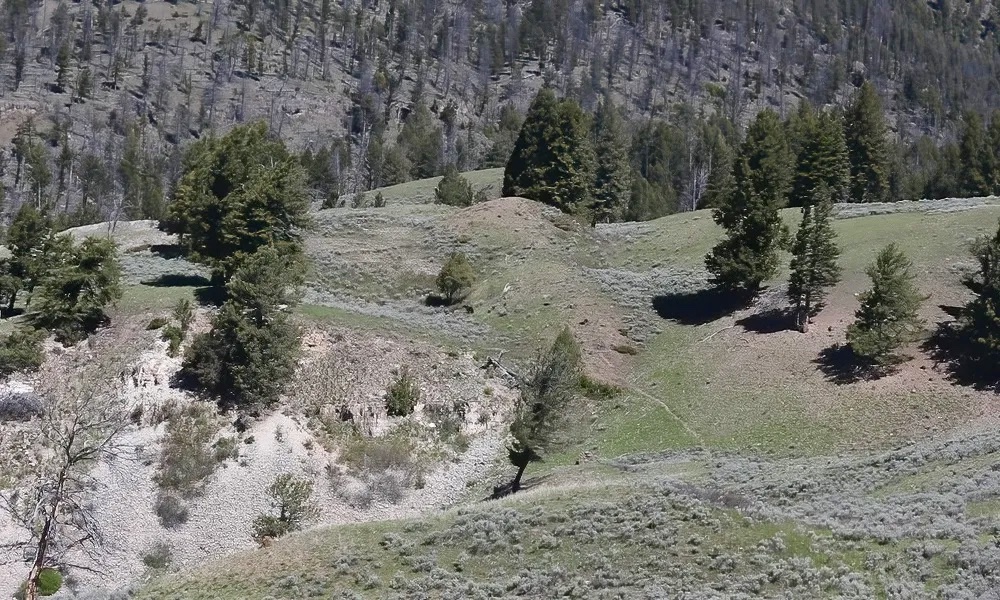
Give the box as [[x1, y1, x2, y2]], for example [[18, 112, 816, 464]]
[[787, 187, 842, 332]]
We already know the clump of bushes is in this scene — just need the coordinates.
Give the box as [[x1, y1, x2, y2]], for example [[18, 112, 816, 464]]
[[0, 389, 43, 422], [0, 328, 45, 379], [160, 298, 194, 357], [14, 568, 62, 598], [142, 542, 173, 569], [154, 404, 224, 496], [153, 492, 189, 528], [436, 252, 475, 304], [147, 317, 169, 330], [385, 367, 420, 417], [251, 473, 318, 544], [435, 166, 474, 207]]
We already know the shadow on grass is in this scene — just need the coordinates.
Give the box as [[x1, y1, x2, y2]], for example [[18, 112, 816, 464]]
[[736, 308, 794, 334], [424, 294, 452, 308], [922, 313, 1000, 392], [814, 344, 887, 384], [652, 287, 749, 326], [150, 244, 186, 259], [142, 274, 213, 288]]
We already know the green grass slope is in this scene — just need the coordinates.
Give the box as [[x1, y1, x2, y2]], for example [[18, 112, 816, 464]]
[[128, 189, 1000, 599]]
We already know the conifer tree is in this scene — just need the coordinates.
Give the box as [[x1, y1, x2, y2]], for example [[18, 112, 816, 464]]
[[789, 103, 850, 206], [844, 82, 891, 203], [434, 166, 474, 207], [507, 326, 581, 493], [161, 122, 309, 283], [846, 243, 924, 367], [503, 88, 595, 216], [787, 187, 841, 332], [705, 110, 790, 295], [955, 220, 1000, 379], [591, 97, 632, 224], [741, 109, 792, 207], [180, 247, 303, 409], [397, 98, 443, 180], [958, 112, 994, 197]]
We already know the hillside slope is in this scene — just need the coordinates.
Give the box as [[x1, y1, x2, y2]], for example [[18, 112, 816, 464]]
[[77, 187, 1000, 599]]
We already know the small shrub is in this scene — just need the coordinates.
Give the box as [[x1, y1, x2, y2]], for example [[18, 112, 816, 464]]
[[162, 324, 183, 357], [436, 252, 475, 304], [0, 328, 45, 379], [212, 435, 238, 462], [385, 367, 420, 417], [37, 568, 61, 596], [351, 191, 367, 208], [251, 473, 318, 544], [154, 404, 219, 495], [147, 317, 169, 330], [0, 390, 43, 422], [15, 568, 63, 599], [435, 166, 474, 207], [579, 375, 623, 399], [173, 298, 194, 333], [154, 492, 189, 528], [373, 192, 387, 208], [142, 542, 173, 569]]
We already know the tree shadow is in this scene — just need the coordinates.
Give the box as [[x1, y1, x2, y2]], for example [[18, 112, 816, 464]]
[[149, 244, 186, 259], [813, 343, 886, 384], [922, 315, 1000, 392], [652, 288, 749, 326], [424, 294, 452, 308], [735, 308, 794, 334], [141, 274, 213, 288], [193, 285, 227, 307]]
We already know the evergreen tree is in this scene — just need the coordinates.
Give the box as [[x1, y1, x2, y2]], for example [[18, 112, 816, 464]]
[[434, 166, 474, 207], [507, 326, 581, 493], [789, 103, 850, 206], [844, 82, 891, 203], [32, 236, 122, 345], [54, 42, 71, 92], [397, 99, 442, 180], [954, 220, 1000, 379], [741, 109, 792, 207], [787, 188, 842, 332], [436, 251, 475, 303], [705, 110, 791, 295], [591, 97, 632, 224], [958, 112, 994, 197], [160, 122, 310, 283], [482, 104, 524, 169], [502, 88, 595, 216], [3, 204, 51, 313], [180, 247, 303, 409], [846, 243, 924, 367]]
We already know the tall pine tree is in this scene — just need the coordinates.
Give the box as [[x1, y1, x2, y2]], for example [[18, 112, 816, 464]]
[[955, 220, 1000, 380], [502, 88, 595, 216], [787, 187, 841, 332], [705, 110, 790, 295], [844, 82, 891, 203], [705, 157, 786, 295], [742, 109, 792, 207], [846, 243, 924, 367], [788, 103, 850, 206], [958, 112, 994, 197], [591, 97, 631, 224]]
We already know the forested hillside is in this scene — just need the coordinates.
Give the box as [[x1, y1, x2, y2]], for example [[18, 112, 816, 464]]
[[3, 0, 1000, 227]]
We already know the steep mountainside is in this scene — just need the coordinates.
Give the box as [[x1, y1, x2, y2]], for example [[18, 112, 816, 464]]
[[3, 0, 1000, 225]]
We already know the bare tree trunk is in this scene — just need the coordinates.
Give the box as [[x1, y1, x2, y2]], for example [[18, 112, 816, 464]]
[[797, 297, 811, 333]]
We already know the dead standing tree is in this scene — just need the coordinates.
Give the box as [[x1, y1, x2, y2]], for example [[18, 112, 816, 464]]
[[1, 380, 133, 600]]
